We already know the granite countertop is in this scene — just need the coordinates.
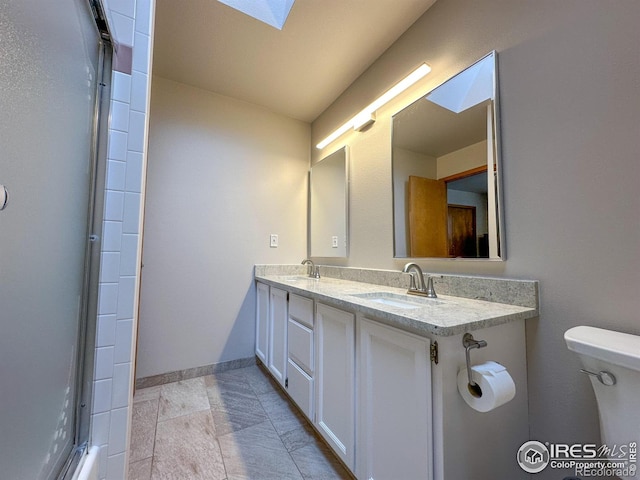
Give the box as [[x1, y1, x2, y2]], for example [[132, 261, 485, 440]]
[[255, 274, 537, 337]]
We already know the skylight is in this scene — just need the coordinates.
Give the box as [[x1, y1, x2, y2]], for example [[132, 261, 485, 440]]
[[217, 0, 295, 30], [426, 54, 494, 113]]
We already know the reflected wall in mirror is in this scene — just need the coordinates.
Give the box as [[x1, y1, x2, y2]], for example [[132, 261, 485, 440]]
[[310, 146, 349, 257], [392, 51, 503, 259]]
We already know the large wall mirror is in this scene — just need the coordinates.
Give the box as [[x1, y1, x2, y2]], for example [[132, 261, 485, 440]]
[[392, 51, 504, 260], [310, 146, 349, 257]]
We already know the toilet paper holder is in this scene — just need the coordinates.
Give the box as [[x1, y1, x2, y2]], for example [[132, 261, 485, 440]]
[[463, 333, 487, 390]]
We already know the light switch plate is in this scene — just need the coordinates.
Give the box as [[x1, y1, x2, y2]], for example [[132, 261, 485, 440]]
[[332, 236, 338, 248], [270, 234, 278, 248]]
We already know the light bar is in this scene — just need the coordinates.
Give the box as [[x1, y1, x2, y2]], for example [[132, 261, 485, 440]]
[[316, 63, 431, 149], [316, 121, 352, 150]]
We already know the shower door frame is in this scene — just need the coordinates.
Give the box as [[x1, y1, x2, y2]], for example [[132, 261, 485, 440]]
[[57, 1, 113, 478]]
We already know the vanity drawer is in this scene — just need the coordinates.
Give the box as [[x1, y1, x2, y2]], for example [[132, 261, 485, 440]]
[[288, 318, 313, 374], [287, 359, 313, 420], [289, 293, 313, 328]]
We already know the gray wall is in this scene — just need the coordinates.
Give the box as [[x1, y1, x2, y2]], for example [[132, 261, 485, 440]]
[[312, 0, 640, 475], [138, 77, 309, 378]]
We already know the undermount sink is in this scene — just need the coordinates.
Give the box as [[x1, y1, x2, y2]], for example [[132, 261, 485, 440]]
[[350, 292, 443, 309], [282, 275, 316, 282], [282, 276, 301, 282]]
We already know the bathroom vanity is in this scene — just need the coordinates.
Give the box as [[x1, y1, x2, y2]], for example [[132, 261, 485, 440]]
[[255, 264, 538, 480]]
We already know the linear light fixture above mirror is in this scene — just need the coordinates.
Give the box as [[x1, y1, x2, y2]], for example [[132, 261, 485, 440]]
[[316, 63, 431, 149]]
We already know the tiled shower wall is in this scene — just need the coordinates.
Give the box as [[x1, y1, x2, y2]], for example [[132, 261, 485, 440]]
[[92, 0, 154, 478]]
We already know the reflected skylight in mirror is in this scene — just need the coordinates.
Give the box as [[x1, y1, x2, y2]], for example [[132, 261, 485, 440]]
[[218, 0, 295, 30]]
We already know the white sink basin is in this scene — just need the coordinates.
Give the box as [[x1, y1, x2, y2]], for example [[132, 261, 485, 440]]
[[350, 292, 442, 309], [281, 276, 315, 283], [282, 276, 301, 282]]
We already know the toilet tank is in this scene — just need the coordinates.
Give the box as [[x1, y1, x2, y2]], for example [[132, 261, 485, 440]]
[[565, 326, 640, 371], [565, 325, 640, 477]]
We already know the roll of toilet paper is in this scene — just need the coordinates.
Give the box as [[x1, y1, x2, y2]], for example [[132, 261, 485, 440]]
[[457, 361, 516, 412]]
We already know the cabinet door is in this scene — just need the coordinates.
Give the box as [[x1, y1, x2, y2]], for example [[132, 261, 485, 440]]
[[255, 282, 270, 364], [315, 303, 355, 471], [268, 287, 288, 386], [357, 317, 433, 480]]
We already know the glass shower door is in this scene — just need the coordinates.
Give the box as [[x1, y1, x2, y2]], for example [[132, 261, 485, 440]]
[[0, 0, 104, 478]]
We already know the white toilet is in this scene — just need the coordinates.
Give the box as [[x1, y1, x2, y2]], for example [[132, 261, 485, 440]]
[[565, 326, 640, 477]]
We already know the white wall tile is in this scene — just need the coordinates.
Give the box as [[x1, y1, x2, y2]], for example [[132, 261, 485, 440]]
[[108, 0, 135, 18], [102, 221, 123, 251], [111, 363, 132, 409], [135, 0, 151, 35], [114, 320, 133, 364], [97, 314, 117, 347], [111, 12, 135, 47], [122, 193, 141, 234], [92, 0, 153, 467], [99, 252, 120, 284], [127, 110, 146, 152], [110, 100, 130, 132], [95, 347, 115, 380], [104, 191, 125, 221], [97, 444, 108, 480], [107, 407, 129, 455], [129, 71, 148, 113], [98, 284, 119, 316], [106, 160, 126, 191], [93, 379, 113, 414], [91, 412, 111, 447], [116, 277, 136, 320], [107, 130, 128, 161], [119, 234, 139, 277], [111, 71, 131, 104], [106, 452, 126, 480], [132, 32, 150, 74], [125, 151, 143, 192]]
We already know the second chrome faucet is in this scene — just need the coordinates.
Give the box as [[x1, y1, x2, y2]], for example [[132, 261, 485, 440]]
[[301, 259, 320, 279], [402, 262, 437, 298]]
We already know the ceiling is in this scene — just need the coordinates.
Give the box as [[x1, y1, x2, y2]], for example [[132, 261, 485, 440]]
[[152, 0, 437, 123], [393, 98, 488, 158]]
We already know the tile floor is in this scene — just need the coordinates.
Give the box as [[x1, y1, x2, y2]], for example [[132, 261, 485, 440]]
[[128, 364, 351, 479]]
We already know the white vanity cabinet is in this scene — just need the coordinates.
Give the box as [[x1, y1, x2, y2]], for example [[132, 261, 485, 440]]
[[255, 281, 288, 388], [357, 316, 433, 480], [255, 281, 269, 364], [315, 302, 356, 471], [256, 284, 315, 419], [268, 287, 288, 387], [255, 272, 533, 480], [286, 293, 314, 419]]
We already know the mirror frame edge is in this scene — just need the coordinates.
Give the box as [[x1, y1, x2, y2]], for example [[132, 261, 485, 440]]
[[491, 50, 506, 261]]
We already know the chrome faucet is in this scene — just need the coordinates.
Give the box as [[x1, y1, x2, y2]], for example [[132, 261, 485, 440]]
[[402, 262, 437, 298], [301, 259, 320, 279]]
